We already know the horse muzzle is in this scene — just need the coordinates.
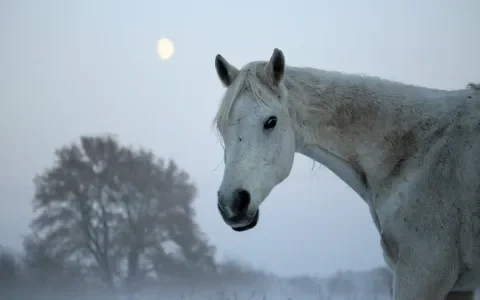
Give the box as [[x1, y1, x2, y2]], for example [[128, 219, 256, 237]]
[[217, 188, 259, 232]]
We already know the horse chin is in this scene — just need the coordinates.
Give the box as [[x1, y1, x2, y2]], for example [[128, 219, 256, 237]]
[[231, 210, 259, 232]]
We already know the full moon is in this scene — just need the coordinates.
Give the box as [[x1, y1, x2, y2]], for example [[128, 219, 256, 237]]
[[156, 38, 175, 60]]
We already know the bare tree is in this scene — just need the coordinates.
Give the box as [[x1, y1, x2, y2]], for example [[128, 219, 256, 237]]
[[30, 135, 216, 291]]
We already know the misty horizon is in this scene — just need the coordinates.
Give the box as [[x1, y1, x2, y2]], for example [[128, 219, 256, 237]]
[[1, 0, 480, 282]]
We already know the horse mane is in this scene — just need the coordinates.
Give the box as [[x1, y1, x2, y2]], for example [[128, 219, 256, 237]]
[[212, 62, 352, 137]]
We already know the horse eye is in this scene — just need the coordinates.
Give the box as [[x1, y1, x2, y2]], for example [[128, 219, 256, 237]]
[[263, 116, 277, 130]]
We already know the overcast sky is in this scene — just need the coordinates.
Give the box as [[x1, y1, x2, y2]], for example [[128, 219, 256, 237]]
[[1, 0, 479, 278]]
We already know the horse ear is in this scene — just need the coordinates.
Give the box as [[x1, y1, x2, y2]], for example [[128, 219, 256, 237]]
[[265, 48, 285, 86], [215, 54, 239, 87]]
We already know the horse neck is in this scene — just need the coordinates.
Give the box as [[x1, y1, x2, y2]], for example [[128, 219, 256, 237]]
[[285, 67, 436, 187]]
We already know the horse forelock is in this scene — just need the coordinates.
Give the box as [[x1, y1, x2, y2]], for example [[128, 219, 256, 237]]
[[212, 62, 286, 142]]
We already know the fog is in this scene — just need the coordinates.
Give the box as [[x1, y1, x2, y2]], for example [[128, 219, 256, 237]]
[[1, 0, 479, 299]]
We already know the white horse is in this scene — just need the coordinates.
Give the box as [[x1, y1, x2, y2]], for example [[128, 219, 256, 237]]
[[212, 48, 480, 300]]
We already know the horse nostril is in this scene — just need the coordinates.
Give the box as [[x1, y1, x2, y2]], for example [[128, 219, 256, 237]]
[[233, 189, 250, 213]]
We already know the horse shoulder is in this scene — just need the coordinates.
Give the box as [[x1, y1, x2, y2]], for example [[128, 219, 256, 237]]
[[375, 102, 480, 237], [375, 100, 480, 288]]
